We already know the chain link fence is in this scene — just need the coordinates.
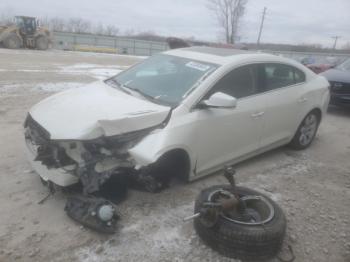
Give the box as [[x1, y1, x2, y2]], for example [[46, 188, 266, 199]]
[[52, 31, 350, 64], [52, 31, 168, 56]]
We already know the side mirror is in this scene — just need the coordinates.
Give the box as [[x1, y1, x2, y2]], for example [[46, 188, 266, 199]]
[[200, 92, 237, 109]]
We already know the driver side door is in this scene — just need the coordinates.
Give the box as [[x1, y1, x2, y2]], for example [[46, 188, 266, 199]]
[[193, 64, 266, 176]]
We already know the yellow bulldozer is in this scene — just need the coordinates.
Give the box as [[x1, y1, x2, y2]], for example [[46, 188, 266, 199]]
[[0, 16, 52, 50]]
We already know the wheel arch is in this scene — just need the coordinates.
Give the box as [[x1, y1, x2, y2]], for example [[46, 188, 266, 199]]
[[153, 148, 192, 182], [309, 107, 322, 122]]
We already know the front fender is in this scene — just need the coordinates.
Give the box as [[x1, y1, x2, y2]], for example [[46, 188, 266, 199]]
[[128, 129, 195, 169]]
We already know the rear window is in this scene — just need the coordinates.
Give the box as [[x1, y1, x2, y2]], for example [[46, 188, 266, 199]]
[[263, 63, 306, 90]]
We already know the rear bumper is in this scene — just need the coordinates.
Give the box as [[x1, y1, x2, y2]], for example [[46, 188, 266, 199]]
[[25, 139, 78, 187]]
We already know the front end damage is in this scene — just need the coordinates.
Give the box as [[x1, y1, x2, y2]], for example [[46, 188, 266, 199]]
[[24, 114, 166, 195], [24, 113, 169, 232]]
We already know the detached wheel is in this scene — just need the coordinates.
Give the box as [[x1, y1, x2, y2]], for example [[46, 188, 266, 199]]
[[36, 36, 49, 50], [194, 185, 286, 261], [289, 111, 320, 150], [3, 33, 21, 49]]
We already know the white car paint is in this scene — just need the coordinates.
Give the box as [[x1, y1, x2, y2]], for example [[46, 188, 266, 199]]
[[29, 81, 171, 140], [25, 47, 330, 186]]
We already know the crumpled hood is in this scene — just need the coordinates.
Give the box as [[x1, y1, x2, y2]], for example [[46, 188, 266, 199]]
[[29, 81, 171, 140], [321, 68, 350, 83]]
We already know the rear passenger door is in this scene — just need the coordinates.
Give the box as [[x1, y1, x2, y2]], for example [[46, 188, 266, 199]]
[[258, 63, 307, 148]]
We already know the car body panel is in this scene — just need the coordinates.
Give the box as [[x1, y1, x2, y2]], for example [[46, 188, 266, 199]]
[[321, 68, 350, 83], [29, 81, 171, 140], [321, 66, 350, 106], [192, 95, 266, 174]]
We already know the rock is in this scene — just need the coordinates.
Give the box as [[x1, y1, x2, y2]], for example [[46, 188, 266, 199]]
[[33, 220, 39, 225], [28, 248, 40, 257], [323, 248, 328, 254], [14, 254, 22, 260], [290, 234, 297, 243], [95, 245, 104, 254]]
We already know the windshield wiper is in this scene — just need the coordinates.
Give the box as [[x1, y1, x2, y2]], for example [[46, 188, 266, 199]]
[[126, 87, 158, 102], [105, 78, 132, 95]]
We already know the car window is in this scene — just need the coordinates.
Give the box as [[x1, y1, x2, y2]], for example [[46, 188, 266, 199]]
[[109, 54, 218, 107], [206, 65, 257, 99], [263, 63, 305, 90], [294, 68, 306, 83], [337, 59, 350, 71]]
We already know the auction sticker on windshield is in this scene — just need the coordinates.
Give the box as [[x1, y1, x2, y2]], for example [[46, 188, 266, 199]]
[[186, 61, 211, 71]]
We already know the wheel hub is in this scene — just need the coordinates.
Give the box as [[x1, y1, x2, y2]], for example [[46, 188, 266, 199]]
[[208, 190, 275, 226], [299, 114, 318, 146]]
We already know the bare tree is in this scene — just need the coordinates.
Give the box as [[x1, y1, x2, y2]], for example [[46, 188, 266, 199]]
[[207, 0, 248, 44], [66, 18, 91, 33], [0, 13, 14, 26], [93, 22, 104, 35], [105, 25, 119, 36], [48, 17, 66, 32]]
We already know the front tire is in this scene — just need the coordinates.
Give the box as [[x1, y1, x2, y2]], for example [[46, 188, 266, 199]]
[[36, 36, 49, 50], [3, 33, 21, 49], [289, 111, 320, 150]]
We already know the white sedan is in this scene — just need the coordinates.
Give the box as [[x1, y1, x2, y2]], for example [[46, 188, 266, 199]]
[[24, 47, 330, 192]]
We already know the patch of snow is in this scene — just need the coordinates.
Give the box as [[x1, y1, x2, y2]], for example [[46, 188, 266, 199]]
[[59, 63, 125, 80], [31, 82, 85, 92], [75, 202, 194, 261]]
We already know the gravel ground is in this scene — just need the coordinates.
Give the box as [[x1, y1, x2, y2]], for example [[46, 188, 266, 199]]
[[0, 48, 349, 262]]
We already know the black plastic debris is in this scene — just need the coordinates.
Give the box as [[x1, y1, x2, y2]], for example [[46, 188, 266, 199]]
[[65, 195, 120, 234]]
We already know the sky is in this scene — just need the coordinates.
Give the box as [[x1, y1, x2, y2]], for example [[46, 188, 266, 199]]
[[2, 0, 350, 48]]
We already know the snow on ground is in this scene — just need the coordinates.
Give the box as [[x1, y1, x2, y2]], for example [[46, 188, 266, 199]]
[[58, 63, 126, 80], [0, 63, 125, 96], [31, 82, 86, 92]]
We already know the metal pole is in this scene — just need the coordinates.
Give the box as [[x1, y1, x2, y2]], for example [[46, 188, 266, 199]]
[[332, 36, 341, 51], [133, 40, 136, 55], [257, 7, 267, 49]]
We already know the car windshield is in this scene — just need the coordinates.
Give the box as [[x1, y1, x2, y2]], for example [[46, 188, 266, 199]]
[[107, 54, 218, 107], [337, 59, 350, 71]]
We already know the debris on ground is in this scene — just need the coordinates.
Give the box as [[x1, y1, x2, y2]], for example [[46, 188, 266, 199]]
[[187, 167, 287, 261], [64, 196, 120, 234]]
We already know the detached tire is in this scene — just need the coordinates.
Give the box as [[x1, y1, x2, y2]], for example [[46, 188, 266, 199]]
[[3, 33, 21, 49], [36, 36, 49, 50], [194, 185, 286, 261]]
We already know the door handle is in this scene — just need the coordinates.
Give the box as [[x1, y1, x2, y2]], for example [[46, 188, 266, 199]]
[[299, 97, 308, 103], [251, 111, 265, 118]]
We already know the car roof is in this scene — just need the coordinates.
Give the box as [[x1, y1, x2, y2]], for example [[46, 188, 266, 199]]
[[163, 46, 291, 66]]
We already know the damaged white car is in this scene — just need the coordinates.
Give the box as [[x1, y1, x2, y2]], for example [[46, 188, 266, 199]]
[[24, 47, 330, 194]]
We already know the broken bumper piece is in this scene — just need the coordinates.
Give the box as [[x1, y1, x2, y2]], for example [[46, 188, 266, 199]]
[[25, 141, 79, 187], [65, 196, 119, 234]]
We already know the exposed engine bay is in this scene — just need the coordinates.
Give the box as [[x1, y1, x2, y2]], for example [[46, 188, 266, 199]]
[[24, 114, 168, 194], [24, 114, 171, 232]]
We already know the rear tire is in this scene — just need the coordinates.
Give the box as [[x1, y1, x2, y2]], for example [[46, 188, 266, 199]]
[[36, 36, 49, 50], [3, 33, 21, 49], [289, 111, 320, 150]]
